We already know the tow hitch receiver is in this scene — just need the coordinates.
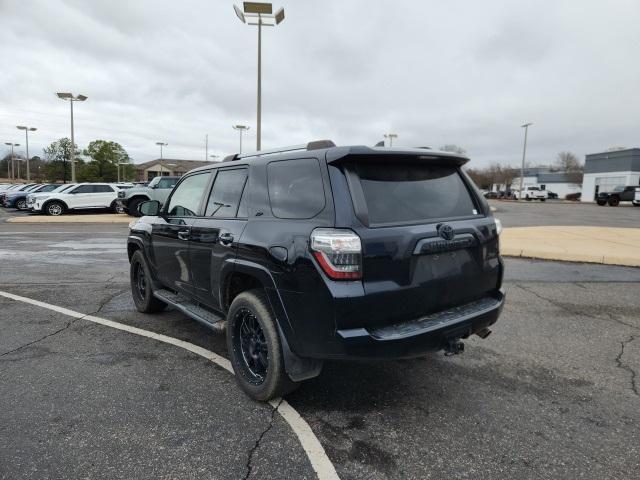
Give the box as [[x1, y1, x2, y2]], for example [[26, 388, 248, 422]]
[[444, 338, 465, 356]]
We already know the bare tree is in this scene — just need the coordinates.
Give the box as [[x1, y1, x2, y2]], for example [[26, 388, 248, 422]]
[[555, 151, 583, 184]]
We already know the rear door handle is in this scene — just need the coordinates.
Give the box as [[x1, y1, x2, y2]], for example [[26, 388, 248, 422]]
[[219, 232, 234, 245], [177, 230, 190, 241]]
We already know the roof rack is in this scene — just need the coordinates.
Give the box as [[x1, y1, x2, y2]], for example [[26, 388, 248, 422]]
[[223, 139, 336, 162]]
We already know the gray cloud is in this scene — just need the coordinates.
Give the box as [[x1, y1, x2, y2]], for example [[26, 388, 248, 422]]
[[1, 0, 639, 168]]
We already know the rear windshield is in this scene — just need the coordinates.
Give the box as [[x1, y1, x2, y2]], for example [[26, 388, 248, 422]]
[[354, 162, 478, 225]]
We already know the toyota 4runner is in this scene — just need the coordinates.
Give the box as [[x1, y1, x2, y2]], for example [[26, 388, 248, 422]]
[[127, 141, 505, 401]]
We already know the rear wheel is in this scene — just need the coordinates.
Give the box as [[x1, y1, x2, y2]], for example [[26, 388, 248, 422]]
[[227, 289, 299, 401], [130, 250, 166, 313], [540, 198, 546, 202], [596, 200, 607, 206], [608, 197, 620, 207], [45, 201, 65, 216], [525, 195, 531, 201]]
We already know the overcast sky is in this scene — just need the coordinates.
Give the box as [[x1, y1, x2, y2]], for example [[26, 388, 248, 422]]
[[1, 0, 639, 168]]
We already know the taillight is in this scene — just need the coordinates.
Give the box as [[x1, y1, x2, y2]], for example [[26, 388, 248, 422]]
[[310, 228, 362, 280]]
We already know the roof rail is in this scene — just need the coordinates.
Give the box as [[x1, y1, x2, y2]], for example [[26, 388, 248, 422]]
[[223, 139, 336, 162]]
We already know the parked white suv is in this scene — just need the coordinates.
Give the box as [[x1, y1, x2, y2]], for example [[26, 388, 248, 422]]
[[27, 184, 77, 210], [32, 183, 122, 216], [516, 186, 548, 201]]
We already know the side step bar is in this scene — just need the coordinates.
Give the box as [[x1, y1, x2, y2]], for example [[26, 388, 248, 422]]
[[153, 289, 226, 333]]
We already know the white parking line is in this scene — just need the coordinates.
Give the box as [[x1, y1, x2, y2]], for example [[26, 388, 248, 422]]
[[0, 290, 340, 480]]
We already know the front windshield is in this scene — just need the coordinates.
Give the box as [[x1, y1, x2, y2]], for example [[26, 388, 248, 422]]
[[612, 185, 624, 192], [147, 177, 161, 188]]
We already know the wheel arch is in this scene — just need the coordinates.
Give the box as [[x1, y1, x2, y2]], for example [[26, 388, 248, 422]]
[[42, 198, 69, 211]]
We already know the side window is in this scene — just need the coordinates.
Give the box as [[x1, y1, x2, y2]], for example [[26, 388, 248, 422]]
[[72, 185, 93, 194], [166, 172, 211, 217], [93, 185, 114, 193], [267, 158, 325, 219], [158, 178, 178, 189], [205, 169, 248, 217]]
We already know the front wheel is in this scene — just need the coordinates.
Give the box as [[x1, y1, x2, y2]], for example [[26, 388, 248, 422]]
[[127, 198, 145, 217], [45, 201, 65, 216], [130, 250, 166, 313], [227, 289, 299, 401], [608, 197, 620, 207], [540, 198, 546, 202], [16, 199, 28, 210]]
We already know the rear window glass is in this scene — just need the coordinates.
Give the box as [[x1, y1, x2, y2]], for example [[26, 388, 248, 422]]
[[267, 158, 325, 219], [355, 163, 478, 225]]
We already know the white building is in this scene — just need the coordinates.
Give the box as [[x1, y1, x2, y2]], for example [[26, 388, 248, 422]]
[[581, 148, 640, 202], [511, 167, 582, 199]]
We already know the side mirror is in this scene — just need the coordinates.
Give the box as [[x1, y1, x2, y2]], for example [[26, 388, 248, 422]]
[[138, 200, 161, 216]]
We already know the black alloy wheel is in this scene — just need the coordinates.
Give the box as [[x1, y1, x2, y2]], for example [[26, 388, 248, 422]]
[[235, 308, 269, 385]]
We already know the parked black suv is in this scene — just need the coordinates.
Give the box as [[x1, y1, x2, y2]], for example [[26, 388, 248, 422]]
[[127, 141, 505, 400], [596, 185, 640, 206]]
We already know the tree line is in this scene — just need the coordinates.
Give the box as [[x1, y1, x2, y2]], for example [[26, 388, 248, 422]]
[[1, 138, 134, 183]]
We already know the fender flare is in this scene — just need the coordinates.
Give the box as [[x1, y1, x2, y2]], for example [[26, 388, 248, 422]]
[[221, 258, 323, 382]]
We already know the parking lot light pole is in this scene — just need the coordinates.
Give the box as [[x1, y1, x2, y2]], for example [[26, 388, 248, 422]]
[[16, 126, 36, 181], [56, 93, 87, 183], [4, 142, 19, 179], [234, 2, 285, 151], [519, 123, 533, 200], [384, 133, 398, 147], [156, 142, 167, 177], [232, 125, 250, 153]]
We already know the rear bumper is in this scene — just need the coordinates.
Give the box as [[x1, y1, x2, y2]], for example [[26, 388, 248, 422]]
[[332, 289, 505, 359]]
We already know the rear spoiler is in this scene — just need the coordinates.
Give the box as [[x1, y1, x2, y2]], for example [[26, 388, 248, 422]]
[[325, 146, 469, 166]]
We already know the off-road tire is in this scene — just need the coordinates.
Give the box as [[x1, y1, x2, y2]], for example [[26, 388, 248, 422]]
[[227, 289, 299, 401], [608, 197, 620, 207], [127, 198, 145, 217], [596, 200, 607, 206], [130, 250, 166, 313]]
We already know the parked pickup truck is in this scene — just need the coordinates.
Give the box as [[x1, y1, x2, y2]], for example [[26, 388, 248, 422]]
[[596, 185, 640, 207], [117, 176, 179, 216], [516, 186, 548, 201]]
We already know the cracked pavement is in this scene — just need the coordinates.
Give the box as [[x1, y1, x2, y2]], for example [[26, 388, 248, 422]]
[[1, 208, 640, 479]]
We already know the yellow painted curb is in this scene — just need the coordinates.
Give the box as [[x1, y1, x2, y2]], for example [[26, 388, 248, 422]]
[[7, 214, 131, 224], [501, 226, 640, 267]]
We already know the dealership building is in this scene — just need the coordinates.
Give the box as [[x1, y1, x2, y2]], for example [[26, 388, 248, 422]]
[[510, 167, 582, 199], [581, 148, 640, 202]]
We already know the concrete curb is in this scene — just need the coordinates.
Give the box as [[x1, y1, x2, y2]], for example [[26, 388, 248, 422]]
[[7, 214, 131, 224], [501, 226, 640, 267]]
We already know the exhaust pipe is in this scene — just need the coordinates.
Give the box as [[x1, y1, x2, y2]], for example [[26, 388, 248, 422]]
[[475, 328, 492, 339], [444, 338, 465, 356]]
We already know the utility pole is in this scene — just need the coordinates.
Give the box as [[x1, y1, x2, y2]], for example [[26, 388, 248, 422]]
[[56, 93, 87, 183], [16, 126, 36, 181], [519, 123, 533, 200], [205, 134, 208, 161]]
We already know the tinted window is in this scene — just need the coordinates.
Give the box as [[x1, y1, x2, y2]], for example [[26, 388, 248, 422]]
[[267, 158, 325, 219], [93, 185, 114, 193], [38, 184, 59, 193], [355, 162, 478, 225], [205, 169, 248, 217], [166, 172, 211, 216], [158, 178, 178, 189], [72, 185, 94, 194]]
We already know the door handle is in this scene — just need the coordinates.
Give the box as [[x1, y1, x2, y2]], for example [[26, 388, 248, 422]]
[[219, 232, 234, 245], [177, 230, 190, 241]]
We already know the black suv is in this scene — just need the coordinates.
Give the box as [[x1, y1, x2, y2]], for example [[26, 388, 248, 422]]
[[596, 185, 640, 206], [127, 141, 505, 401]]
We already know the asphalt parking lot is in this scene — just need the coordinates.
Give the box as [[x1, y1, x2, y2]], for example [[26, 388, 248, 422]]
[[1, 205, 639, 479]]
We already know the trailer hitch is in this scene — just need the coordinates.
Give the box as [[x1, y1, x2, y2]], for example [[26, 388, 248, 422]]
[[444, 338, 465, 356]]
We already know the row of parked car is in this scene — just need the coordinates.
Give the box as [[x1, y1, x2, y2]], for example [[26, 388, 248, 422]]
[[0, 177, 181, 216], [0, 182, 136, 215]]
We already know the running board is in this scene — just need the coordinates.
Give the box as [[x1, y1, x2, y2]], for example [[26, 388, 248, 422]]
[[153, 289, 226, 333]]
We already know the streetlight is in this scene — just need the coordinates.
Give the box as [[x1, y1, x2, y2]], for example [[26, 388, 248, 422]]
[[233, 2, 285, 151], [519, 123, 533, 200], [16, 126, 36, 181], [384, 133, 398, 147], [4, 142, 19, 179], [56, 93, 87, 183], [156, 142, 168, 177], [232, 125, 250, 153]]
